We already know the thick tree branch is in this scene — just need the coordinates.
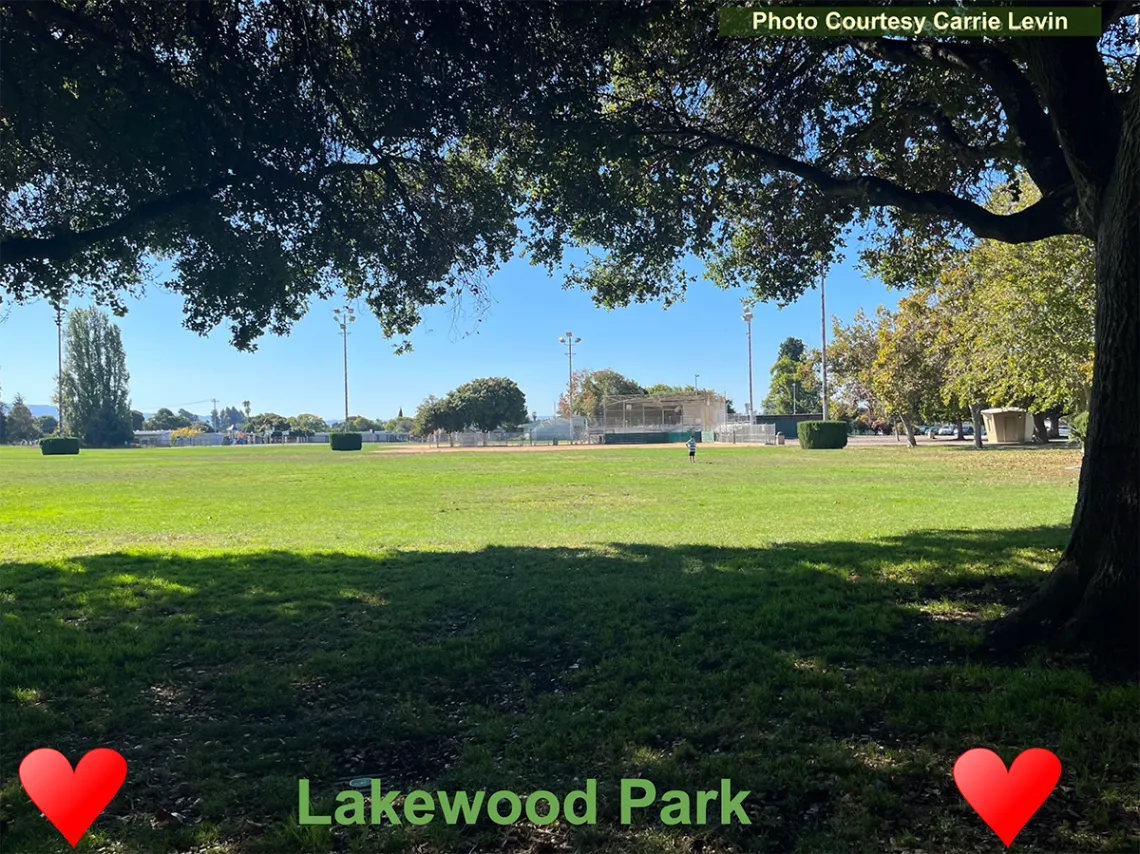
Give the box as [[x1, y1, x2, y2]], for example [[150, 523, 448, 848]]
[[1, 181, 230, 265], [901, 102, 1017, 160], [1102, 1, 1140, 32], [650, 125, 1080, 242], [845, 37, 1072, 195], [27, 1, 237, 155], [0, 158, 408, 267], [1018, 36, 1122, 224]]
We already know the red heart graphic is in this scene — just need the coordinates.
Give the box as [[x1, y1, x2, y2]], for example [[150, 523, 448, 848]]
[[19, 748, 127, 847], [953, 748, 1061, 847]]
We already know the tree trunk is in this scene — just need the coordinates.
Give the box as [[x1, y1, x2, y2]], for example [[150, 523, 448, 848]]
[[1032, 411, 1049, 444], [955, 418, 964, 441], [900, 413, 917, 447], [1045, 407, 1062, 440], [970, 402, 984, 450], [987, 102, 1139, 669]]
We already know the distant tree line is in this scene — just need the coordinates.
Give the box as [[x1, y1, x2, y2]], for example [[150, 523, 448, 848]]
[[806, 177, 1094, 447], [138, 408, 415, 437], [1, 307, 136, 447]]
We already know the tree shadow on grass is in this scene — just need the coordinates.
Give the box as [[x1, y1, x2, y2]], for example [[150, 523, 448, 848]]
[[2, 528, 1136, 853]]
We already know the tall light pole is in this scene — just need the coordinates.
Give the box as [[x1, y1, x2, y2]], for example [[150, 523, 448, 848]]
[[558, 332, 581, 416], [333, 305, 356, 427], [819, 263, 829, 421], [742, 304, 754, 419], [694, 373, 700, 391], [54, 297, 69, 435]]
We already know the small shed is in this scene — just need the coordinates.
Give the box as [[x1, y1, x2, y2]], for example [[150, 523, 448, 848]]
[[981, 408, 1034, 444]]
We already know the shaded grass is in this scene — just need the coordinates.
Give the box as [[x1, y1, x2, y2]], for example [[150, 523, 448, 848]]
[[0, 445, 1136, 852]]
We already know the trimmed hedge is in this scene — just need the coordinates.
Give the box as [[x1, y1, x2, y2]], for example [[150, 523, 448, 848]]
[[1070, 411, 1089, 448], [330, 432, 363, 451], [41, 437, 80, 455], [798, 421, 849, 449]]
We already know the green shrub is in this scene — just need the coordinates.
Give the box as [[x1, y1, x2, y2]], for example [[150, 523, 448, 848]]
[[40, 437, 80, 455], [798, 421, 849, 449], [1069, 411, 1089, 448], [330, 432, 363, 451]]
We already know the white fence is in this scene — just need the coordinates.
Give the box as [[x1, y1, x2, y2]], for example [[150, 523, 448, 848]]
[[711, 423, 777, 444]]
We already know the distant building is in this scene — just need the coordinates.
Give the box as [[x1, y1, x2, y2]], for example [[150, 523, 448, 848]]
[[134, 430, 171, 447]]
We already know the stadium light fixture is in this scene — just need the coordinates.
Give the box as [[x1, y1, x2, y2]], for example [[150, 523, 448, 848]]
[[742, 304, 755, 419], [819, 265, 829, 421], [334, 305, 358, 427], [54, 296, 70, 435], [559, 332, 581, 430]]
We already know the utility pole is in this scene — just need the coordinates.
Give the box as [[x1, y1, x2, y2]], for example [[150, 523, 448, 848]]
[[694, 373, 700, 391], [820, 264, 829, 421], [334, 305, 356, 427], [211, 398, 220, 431]]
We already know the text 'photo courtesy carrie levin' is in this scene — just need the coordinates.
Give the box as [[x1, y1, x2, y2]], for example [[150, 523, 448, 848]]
[[719, 5, 1103, 36]]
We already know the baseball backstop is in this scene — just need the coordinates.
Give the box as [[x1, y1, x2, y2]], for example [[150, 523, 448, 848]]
[[600, 393, 728, 442]]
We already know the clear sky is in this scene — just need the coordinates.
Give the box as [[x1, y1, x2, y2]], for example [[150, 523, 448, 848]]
[[1, 239, 901, 422]]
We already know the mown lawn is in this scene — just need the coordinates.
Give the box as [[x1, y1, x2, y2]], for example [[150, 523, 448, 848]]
[[1, 443, 1136, 853]]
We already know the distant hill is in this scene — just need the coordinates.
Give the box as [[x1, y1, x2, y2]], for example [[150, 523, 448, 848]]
[[19, 405, 155, 419]]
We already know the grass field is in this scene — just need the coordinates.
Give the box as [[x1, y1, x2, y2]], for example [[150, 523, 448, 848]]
[[1, 443, 1136, 853]]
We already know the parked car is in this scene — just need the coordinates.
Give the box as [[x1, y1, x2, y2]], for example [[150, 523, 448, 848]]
[[927, 426, 941, 438], [962, 424, 974, 436], [938, 425, 956, 436]]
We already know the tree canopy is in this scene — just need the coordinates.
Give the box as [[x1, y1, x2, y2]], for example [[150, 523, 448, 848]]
[[510, 2, 1135, 304], [762, 339, 821, 415], [5, 394, 41, 443], [936, 180, 1095, 416], [827, 177, 1096, 442], [144, 408, 191, 431], [565, 369, 646, 419], [450, 378, 528, 432], [413, 379, 527, 434], [0, 0, 642, 350], [245, 412, 290, 434], [288, 414, 329, 436], [869, 297, 946, 444]]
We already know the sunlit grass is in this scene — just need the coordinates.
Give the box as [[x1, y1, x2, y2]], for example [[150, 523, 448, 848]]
[[0, 443, 1135, 853]]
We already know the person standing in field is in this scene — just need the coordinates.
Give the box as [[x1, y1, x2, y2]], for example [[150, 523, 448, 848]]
[[687, 434, 697, 462]]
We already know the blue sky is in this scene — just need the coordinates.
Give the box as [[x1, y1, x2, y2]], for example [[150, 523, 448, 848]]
[[1, 241, 900, 422]]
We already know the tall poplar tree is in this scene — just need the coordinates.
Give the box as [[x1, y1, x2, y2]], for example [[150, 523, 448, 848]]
[[61, 307, 134, 447]]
